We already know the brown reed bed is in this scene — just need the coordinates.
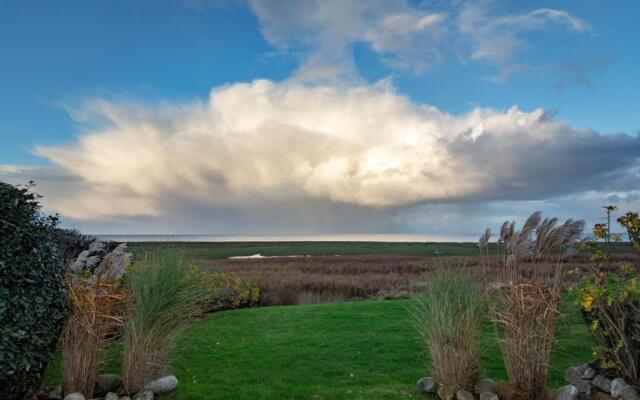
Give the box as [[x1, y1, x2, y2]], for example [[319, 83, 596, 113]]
[[194, 252, 639, 306]]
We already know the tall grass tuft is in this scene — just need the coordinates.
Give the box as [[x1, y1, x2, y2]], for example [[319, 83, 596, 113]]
[[416, 264, 485, 390], [62, 277, 124, 397], [121, 250, 203, 394], [479, 212, 584, 400]]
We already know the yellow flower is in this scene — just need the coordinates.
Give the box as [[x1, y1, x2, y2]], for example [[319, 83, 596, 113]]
[[582, 295, 594, 311]]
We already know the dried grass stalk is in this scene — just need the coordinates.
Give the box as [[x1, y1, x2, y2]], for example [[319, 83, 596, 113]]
[[416, 263, 485, 390], [62, 277, 124, 397], [479, 212, 584, 400]]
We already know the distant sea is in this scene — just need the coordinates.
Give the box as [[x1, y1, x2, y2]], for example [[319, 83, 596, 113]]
[[95, 233, 478, 243]]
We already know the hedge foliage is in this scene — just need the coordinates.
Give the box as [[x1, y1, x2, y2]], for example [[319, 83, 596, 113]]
[[0, 182, 69, 399]]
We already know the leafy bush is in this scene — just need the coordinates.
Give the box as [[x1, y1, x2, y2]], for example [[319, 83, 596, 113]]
[[577, 267, 640, 384], [188, 268, 260, 313], [416, 266, 485, 390], [122, 249, 203, 393], [576, 208, 640, 384], [0, 181, 69, 399]]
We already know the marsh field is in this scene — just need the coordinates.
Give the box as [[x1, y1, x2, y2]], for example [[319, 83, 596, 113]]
[[130, 241, 639, 306]]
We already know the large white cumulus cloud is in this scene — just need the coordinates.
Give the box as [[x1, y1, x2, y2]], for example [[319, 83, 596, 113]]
[[33, 79, 640, 220]]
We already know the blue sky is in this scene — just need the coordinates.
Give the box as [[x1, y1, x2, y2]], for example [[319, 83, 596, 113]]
[[1, 0, 639, 234]]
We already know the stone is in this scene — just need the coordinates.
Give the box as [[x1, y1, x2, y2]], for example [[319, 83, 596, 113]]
[[95, 243, 133, 280], [417, 377, 439, 394], [105, 393, 119, 400], [612, 378, 630, 398], [566, 365, 596, 386], [593, 375, 613, 394], [85, 255, 102, 271], [88, 240, 106, 253], [591, 393, 615, 400], [437, 385, 456, 400], [479, 393, 499, 400], [133, 391, 153, 400], [499, 381, 525, 400], [554, 385, 578, 400], [456, 389, 474, 400], [621, 385, 640, 400], [63, 394, 85, 400], [475, 378, 498, 395], [95, 373, 123, 396], [144, 375, 179, 396], [120, 397, 132, 400]]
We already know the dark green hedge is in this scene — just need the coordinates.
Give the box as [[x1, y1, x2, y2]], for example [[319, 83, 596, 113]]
[[0, 182, 69, 399]]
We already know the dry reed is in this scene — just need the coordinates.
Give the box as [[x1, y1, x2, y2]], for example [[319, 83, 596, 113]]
[[478, 212, 584, 400], [62, 276, 124, 397]]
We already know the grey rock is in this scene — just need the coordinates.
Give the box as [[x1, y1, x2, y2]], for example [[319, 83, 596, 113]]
[[593, 375, 613, 393], [63, 394, 86, 400], [95, 244, 133, 280], [554, 385, 578, 400], [88, 240, 106, 253], [475, 378, 498, 395], [417, 376, 438, 393], [95, 373, 123, 396], [144, 375, 179, 396], [437, 385, 455, 400], [565, 365, 595, 386], [582, 365, 596, 380], [479, 393, 499, 400], [105, 393, 119, 400], [456, 389, 474, 400], [133, 391, 154, 400], [612, 378, 630, 398], [622, 385, 640, 400]]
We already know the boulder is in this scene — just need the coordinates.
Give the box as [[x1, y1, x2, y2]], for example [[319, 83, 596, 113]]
[[554, 385, 578, 400], [456, 389, 474, 400], [437, 385, 456, 400], [417, 377, 439, 394], [622, 385, 640, 400], [475, 378, 498, 395], [565, 365, 595, 386], [105, 393, 119, 400], [144, 375, 179, 396], [63, 394, 85, 400], [133, 391, 153, 400], [593, 375, 613, 393], [612, 378, 630, 398], [95, 243, 133, 280], [479, 393, 499, 400], [94, 373, 123, 396]]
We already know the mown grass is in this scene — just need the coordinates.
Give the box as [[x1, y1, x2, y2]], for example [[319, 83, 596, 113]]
[[44, 298, 594, 399]]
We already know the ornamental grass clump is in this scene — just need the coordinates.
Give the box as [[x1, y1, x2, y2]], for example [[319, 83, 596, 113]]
[[478, 212, 584, 400], [62, 277, 124, 397], [416, 265, 485, 391], [122, 250, 203, 394]]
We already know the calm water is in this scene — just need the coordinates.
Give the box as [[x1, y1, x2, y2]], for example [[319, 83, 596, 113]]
[[95, 233, 478, 243]]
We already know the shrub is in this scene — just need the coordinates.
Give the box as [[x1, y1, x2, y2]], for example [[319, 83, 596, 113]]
[[188, 268, 260, 313], [416, 265, 485, 390], [478, 212, 584, 400], [0, 181, 70, 399], [62, 277, 124, 397], [121, 250, 203, 393], [576, 208, 640, 384], [577, 267, 640, 384]]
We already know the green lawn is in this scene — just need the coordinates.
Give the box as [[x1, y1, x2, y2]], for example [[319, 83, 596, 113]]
[[44, 299, 595, 399]]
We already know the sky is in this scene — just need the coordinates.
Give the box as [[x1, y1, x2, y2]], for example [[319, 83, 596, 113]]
[[1, 0, 639, 236]]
